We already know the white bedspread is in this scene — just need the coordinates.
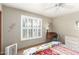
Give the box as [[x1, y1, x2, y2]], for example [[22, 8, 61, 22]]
[[23, 41, 61, 55]]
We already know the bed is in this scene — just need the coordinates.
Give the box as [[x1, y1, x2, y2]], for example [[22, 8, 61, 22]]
[[34, 44, 79, 55], [23, 41, 79, 55]]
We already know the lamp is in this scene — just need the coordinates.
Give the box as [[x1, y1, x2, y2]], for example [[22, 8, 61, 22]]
[[46, 23, 49, 32], [45, 23, 49, 40]]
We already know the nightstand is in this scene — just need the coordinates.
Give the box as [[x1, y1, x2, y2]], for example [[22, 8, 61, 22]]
[[46, 32, 58, 42]]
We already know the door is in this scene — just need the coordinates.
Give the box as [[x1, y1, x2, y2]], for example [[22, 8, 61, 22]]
[[0, 11, 1, 54]]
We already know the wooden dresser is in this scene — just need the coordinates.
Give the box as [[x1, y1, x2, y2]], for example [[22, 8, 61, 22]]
[[46, 32, 58, 42]]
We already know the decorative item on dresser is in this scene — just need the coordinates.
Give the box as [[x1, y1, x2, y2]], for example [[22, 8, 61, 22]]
[[46, 32, 58, 42]]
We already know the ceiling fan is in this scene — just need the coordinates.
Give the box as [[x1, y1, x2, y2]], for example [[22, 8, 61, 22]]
[[45, 3, 73, 10]]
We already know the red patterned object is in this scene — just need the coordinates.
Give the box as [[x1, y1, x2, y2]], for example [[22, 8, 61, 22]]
[[35, 48, 59, 55], [35, 45, 79, 55]]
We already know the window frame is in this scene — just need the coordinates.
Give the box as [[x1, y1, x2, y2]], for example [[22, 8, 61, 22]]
[[21, 15, 42, 41]]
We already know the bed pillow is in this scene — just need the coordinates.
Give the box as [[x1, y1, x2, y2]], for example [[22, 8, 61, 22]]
[[50, 41, 61, 45], [23, 47, 38, 55], [36, 43, 52, 51]]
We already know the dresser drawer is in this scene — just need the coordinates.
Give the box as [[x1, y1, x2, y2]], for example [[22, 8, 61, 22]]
[[71, 45, 79, 51], [65, 36, 79, 42], [65, 41, 79, 51], [65, 39, 79, 45]]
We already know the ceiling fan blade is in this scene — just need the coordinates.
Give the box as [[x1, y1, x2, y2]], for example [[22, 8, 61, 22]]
[[45, 5, 56, 10], [64, 5, 73, 9], [61, 4, 73, 9], [54, 7, 60, 15]]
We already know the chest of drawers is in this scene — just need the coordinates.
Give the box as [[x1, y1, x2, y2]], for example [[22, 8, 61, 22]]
[[65, 36, 79, 51]]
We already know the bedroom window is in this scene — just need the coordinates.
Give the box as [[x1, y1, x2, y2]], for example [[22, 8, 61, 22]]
[[21, 15, 42, 40]]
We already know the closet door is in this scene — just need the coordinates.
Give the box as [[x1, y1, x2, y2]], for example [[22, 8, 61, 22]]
[[0, 11, 1, 54]]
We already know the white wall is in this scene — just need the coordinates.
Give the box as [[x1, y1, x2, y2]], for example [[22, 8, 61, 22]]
[[52, 12, 79, 43], [2, 5, 52, 52]]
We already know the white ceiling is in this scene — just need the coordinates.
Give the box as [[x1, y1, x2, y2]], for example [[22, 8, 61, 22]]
[[3, 3, 79, 18]]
